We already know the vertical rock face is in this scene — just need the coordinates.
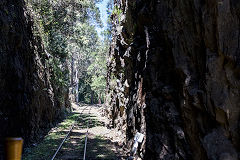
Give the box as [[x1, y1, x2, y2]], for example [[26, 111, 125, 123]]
[[107, 0, 240, 159], [0, 0, 69, 156]]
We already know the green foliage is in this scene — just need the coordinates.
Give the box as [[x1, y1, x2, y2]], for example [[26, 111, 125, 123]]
[[91, 75, 106, 93], [111, 5, 122, 23], [112, 6, 122, 16], [27, 0, 110, 104], [86, 40, 108, 103]]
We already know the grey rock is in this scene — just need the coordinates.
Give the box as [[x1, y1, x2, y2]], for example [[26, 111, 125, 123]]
[[106, 0, 240, 159]]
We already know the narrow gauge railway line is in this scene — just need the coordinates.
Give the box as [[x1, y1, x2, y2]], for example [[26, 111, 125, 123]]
[[83, 105, 92, 160], [51, 105, 93, 160]]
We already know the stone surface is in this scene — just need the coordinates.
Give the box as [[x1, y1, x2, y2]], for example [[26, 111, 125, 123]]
[[0, 0, 69, 158], [106, 0, 240, 159]]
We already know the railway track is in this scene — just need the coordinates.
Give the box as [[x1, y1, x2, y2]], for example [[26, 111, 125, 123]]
[[51, 105, 93, 160], [22, 104, 123, 160]]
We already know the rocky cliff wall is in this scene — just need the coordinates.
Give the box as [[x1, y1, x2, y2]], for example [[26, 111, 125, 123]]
[[106, 0, 240, 159], [0, 0, 69, 157]]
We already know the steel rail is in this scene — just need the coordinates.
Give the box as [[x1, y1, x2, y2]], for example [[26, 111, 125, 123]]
[[51, 125, 74, 160], [83, 105, 92, 160], [51, 105, 89, 160], [83, 123, 88, 160]]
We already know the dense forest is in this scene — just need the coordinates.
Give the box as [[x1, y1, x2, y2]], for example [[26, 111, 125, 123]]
[[26, 0, 109, 104], [1, 0, 240, 160]]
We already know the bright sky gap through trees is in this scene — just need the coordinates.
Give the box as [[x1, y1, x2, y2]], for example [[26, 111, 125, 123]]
[[96, 0, 109, 39]]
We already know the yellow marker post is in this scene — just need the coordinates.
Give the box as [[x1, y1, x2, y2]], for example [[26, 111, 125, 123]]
[[5, 137, 23, 160]]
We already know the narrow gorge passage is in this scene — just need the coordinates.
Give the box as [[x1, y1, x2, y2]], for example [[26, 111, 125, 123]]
[[2, 0, 240, 160]]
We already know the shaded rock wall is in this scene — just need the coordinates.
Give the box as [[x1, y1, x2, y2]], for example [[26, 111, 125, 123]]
[[0, 0, 69, 157], [106, 0, 240, 159]]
